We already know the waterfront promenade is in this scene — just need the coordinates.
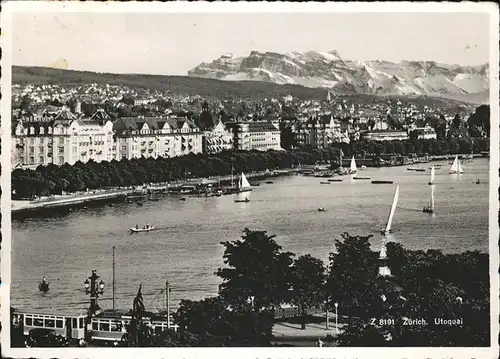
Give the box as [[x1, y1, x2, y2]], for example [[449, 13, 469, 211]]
[[11, 168, 297, 212]]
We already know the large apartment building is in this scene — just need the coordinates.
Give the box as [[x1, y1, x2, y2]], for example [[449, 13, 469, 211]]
[[113, 116, 203, 160], [202, 120, 234, 154], [12, 107, 115, 168], [295, 114, 348, 148], [226, 121, 281, 151], [12, 109, 203, 168]]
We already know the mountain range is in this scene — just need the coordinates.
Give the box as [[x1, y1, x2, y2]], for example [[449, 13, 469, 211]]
[[188, 50, 489, 103]]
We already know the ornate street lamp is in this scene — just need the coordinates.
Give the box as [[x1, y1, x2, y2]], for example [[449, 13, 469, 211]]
[[84, 269, 105, 317]]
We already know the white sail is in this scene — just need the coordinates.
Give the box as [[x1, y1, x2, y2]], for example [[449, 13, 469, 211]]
[[449, 156, 459, 173], [430, 184, 435, 211], [239, 173, 252, 190], [384, 185, 400, 233], [350, 156, 357, 173], [457, 160, 464, 174], [430, 165, 435, 184]]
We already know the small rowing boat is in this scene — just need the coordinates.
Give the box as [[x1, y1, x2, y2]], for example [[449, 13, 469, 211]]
[[130, 226, 155, 233]]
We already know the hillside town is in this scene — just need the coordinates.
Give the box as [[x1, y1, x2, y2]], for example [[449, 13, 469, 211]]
[[11, 82, 485, 169]]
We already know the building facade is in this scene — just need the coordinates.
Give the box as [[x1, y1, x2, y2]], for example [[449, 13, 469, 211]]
[[360, 130, 409, 142], [202, 120, 234, 154], [113, 116, 203, 160], [409, 126, 437, 140], [226, 121, 281, 151], [295, 114, 347, 148], [12, 107, 115, 168]]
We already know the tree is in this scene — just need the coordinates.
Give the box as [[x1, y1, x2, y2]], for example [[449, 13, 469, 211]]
[[327, 232, 380, 319], [20, 95, 31, 111], [216, 228, 295, 312], [467, 105, 490, 137], [337, 318, 387, 346], [290, 254, 325, 329], [173, 297, 274, 346]]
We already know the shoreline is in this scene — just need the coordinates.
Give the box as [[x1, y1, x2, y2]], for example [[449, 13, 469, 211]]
[[11, 152, 484, 217], [11, 168, 297, 217]]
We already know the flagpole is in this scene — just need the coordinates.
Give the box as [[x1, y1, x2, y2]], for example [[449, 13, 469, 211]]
[[166, 281, 171, 329], [112, 246, 115, 311]]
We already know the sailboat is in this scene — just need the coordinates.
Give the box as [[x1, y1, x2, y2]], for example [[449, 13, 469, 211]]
[[428, 165, 435, 185], [423, 184, 435, 214], [350, 156, 358, 174], [449, 156, 464, 174], [381, 185, 399, 235], [238, 173, 252, 193]]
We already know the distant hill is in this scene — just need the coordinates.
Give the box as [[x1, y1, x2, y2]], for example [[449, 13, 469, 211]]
[[11, 65, 479, 106], [12, 66, 329, 100]]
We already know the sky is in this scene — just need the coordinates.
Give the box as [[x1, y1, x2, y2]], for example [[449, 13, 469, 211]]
[[12, 11, 491, 76]]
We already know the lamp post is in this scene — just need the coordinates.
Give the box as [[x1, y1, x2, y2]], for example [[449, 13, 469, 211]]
[[84, 269, 105, 318], [334, 302, 339, 336]]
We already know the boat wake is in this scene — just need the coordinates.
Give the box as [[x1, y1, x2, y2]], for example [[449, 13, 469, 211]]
[[398, 206, 425, 213]]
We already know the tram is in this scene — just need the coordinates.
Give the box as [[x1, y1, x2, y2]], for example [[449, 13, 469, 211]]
[[13, 309, 87, 340], [12, 308, 178, 345], [90, 309, 178, 343]]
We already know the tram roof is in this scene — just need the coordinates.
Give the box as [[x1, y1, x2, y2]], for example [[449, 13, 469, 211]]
[[13, 308, 87, 317]]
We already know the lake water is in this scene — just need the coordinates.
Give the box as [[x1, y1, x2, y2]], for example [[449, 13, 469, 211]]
[[11, 158, 490, 314]]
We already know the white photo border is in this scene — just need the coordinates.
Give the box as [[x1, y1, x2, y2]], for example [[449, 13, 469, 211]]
[[1, 1, 499, 358]]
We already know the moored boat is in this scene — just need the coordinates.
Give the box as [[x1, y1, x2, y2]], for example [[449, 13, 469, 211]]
[[353, 176, 371, 180], [371, 180, 394, 184], [320, 181, 330, 184], [328, 178, 343, 182]]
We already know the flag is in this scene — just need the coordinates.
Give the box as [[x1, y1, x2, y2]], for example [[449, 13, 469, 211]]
[[133, 284, 145, 313]]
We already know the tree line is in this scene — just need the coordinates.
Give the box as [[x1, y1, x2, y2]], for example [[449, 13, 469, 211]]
[[12, 134, 490, 200], [11, 148, 342, 199]]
